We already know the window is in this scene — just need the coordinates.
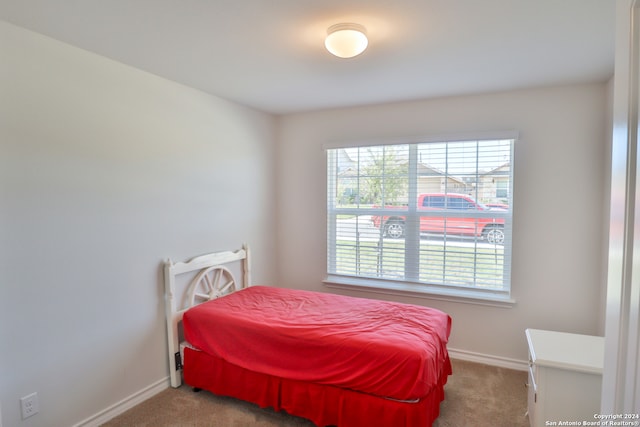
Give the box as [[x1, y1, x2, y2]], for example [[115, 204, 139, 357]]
[[326, 135, 515, 303]]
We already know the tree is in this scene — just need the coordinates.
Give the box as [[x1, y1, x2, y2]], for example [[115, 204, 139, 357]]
[[360, 147, 408, 205]]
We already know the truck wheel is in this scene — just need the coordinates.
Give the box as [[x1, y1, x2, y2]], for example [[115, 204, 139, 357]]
[[385, 220, 405, 239], [484, 225, 505, 244]]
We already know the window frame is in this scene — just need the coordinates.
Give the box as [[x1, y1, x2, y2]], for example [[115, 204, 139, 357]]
[[324, 131, 517, 306]]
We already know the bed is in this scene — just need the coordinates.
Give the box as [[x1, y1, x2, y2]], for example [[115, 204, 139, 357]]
[[164, 245, 452, 427]]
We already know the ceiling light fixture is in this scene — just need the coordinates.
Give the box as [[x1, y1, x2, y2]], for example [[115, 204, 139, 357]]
[[325, 23, 368, 58]]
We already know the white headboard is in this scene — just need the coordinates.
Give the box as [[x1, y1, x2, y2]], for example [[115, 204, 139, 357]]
[[164, 244, 250, 387]]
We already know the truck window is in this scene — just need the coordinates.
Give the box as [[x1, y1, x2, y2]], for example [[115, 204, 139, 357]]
[[447, 197, 464, 209], [427, 196, 445, 208]]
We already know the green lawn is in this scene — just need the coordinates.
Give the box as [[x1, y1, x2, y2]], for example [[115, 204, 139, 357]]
[[334, 239, 505, 290]]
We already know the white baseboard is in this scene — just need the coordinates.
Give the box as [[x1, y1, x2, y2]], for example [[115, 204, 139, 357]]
[[72, 377, 169, 427], [448, 347, 528, 371]]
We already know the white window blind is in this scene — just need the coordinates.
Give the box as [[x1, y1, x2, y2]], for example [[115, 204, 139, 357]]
[[326, 137, 514, 301]]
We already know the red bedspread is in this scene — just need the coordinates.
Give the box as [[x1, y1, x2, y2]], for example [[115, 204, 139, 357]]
[[183, 286, 451, 401]]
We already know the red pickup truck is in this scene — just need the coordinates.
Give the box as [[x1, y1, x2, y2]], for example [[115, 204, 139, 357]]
[[371, 193, 506, 244]]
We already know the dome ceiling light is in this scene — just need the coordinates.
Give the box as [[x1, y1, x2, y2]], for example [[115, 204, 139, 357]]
[[324, 23, 368, 58]]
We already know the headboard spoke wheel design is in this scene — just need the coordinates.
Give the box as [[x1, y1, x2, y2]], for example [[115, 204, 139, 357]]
[[189, 265, 237, 306]]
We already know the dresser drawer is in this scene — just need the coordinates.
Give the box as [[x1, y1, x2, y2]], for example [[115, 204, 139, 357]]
[[527, 365, 537, 426], [528, 352, 537, 389]]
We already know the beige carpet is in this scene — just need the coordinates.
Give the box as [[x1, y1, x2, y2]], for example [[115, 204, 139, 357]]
[[101, 359, 528, 427]]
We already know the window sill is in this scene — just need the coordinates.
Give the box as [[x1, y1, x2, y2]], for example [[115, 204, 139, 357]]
[[323, 275, 516, 308]]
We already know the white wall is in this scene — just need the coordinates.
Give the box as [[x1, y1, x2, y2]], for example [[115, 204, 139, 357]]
[[0, 21, 277, 427], [276, 83, 609, 363]]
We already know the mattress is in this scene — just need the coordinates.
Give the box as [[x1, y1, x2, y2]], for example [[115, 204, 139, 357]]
[[183, 285, 451, 401]]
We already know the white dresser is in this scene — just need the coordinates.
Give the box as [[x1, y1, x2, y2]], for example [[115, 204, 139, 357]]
[[525, 329, 604, 427]]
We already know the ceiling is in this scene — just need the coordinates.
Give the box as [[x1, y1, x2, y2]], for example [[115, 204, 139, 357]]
[[0, 0, 616, 115]]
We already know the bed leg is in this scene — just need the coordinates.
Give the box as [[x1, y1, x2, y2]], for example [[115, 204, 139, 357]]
[[192, 387, 202, 393]]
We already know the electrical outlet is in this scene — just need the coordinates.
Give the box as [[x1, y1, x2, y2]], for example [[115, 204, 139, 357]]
[[20, 393, 39, 419]]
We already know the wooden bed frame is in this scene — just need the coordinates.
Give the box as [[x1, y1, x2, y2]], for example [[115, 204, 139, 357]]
[[164, 244, 450, 426]]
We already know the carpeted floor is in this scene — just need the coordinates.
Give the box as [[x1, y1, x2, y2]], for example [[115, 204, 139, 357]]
[[101, 359, 529, 427]]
